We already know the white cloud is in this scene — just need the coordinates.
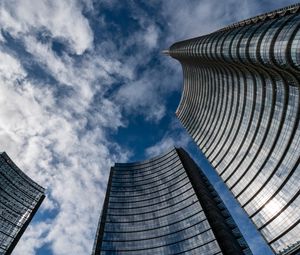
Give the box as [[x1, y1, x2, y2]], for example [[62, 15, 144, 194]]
[[13, 222, 51, 254], [0, 51, 26, 80], [145, 119, 191, 157], [146, 137, 176, 157], [0, 0, 93, 54], [161, 0, 257, 43], [162, 0, 300, 45], [143, 25, 159, 49], [116, 76, 167, 122], [0, 31, 5, 42], [0, 38, 128, 255], [0, 7, 172, 251], [146, 133, 190, 157], [114, 55, 181, 122]]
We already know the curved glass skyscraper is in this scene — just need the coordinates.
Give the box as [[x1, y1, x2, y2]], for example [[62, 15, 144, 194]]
[[0, 152, 45, 255], [167, 4, 300, 255], [92, 148, 251, 255]]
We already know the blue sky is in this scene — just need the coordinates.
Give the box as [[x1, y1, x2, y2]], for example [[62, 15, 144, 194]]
[[0, 0, 298, 254]]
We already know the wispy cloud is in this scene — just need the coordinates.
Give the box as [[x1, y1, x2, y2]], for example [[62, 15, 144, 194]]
[[145, 119, 191, 157], [0, 48, 129, 254], [0, 0, 93, 54], [161, 0, 250, 43], [0, 1, 130, 254]]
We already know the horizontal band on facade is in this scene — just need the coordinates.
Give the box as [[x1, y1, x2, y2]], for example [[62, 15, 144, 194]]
[[112, 157, 181, 180], [103, 219, 209, 242], [112, 152, 179, 177], [0, 184, 39, 209], [106, 200, 200, 223], [0, 172, 41, 201], [101, 230, 215, 252], [0, 153, 45, 191], [111, 162, 182, 187], [110, 170, 187, 194], [109, 179, 191, 204], [107, 193, 196, 217], [109, 186, 194, 210], [109, 174, 189, 199], [104, 210, 203, 233]]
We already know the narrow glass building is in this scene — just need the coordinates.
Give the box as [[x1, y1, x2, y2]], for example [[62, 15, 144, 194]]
[[167, 3, 300, 254], [0, 152, 45, 255], [92, 148, 251, 255]]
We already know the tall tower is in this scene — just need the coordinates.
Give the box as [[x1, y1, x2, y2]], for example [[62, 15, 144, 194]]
[[0, 152, 45, 255], [92, 148, 251, 255], [167, 4, 300, 254]]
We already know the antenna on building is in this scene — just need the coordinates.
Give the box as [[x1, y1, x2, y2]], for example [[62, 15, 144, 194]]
[[161, 49, 170, 55]]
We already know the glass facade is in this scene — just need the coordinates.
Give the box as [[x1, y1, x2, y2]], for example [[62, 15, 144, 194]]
[[92, 148, 251, 255], [0, 152, 45, 255], [168, 4, 300, 255]]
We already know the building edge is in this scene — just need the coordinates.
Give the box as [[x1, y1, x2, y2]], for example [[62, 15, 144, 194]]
[[0, 151, 46, 255], [5, 194, 45, 255], [176, 148, 247, 255], [1, 152, 45, 192], [91, 167, 114, 255]]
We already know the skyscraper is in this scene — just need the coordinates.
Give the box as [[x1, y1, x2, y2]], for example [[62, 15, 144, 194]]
[[0, 152, 45, 255], [167, 3, 300, 255], [92, 148, 251, 255]]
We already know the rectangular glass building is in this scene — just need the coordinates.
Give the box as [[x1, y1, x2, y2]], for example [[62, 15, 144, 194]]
[[92, 148, 251, 255]]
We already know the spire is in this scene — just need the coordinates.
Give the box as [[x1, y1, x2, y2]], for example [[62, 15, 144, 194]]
[[161, 49, 170, 55]]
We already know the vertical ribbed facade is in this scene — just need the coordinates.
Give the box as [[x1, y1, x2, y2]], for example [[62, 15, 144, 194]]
[[168, 4, 300, 255], [92, 148, 251, 255], [0, 152, 45, 255]]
